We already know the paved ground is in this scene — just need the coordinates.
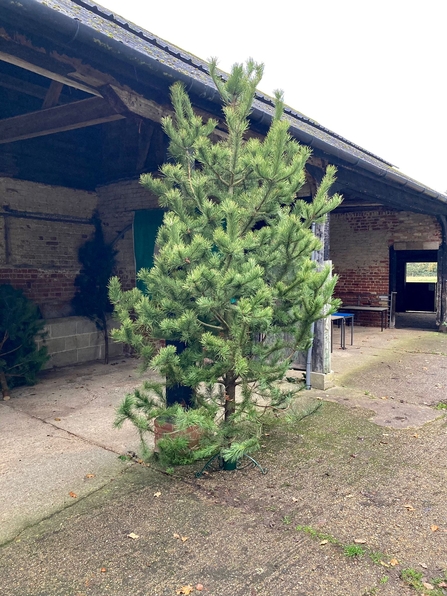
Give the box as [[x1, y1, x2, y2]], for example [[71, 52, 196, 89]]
[[1, 325, 447, 595], [0, 358, 151, 545]]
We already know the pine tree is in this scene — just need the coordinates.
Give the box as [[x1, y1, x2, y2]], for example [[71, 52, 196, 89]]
[[0, 284, 48, 400], [110, 60, 342, 464], [72, 214, 117, 364]]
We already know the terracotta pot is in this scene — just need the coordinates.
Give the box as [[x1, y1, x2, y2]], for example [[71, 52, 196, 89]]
[[153, 417, 201, 453]]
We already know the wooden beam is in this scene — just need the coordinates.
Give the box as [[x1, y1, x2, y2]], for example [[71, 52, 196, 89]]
[[0, 39, 101, 96], [100, 85, 170, 123], [0, 96, 125, 144], [101, 85, 228, 139], [41, 81, 64, 109]]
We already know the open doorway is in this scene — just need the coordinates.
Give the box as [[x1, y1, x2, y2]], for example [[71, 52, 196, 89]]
[[390, 248, 438, 313]]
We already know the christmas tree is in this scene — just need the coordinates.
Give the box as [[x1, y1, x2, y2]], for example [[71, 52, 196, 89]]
[[110, 60, 341, 464]]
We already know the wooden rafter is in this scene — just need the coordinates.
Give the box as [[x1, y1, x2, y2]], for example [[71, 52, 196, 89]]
[[41, 81, 64, 109], [0, 96, 125, 144]]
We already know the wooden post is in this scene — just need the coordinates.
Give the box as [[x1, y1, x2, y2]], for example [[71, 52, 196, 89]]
[[437, 215, 447, 332], [305, 166, 332, 376], [311, 222, 331, 374]]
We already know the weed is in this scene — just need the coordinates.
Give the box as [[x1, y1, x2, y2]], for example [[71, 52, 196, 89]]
[[369, 551, 387, 565], [401, 568, 446, 595], [364, 391, 371, 396], [296, 525, 339, 544], [379, 575, 389, 584], [165, 467, 175, 475], [282, 515, 292, 525], [434, 402, 447, 410], [118, 454, 131, 462], [344, 544, 366, 557]]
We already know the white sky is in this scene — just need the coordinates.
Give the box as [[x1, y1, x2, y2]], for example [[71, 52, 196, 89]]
[[100, 0, 446, 193]]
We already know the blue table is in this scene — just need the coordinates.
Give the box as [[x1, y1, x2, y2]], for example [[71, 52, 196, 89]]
[[331, 312, 354, 351]]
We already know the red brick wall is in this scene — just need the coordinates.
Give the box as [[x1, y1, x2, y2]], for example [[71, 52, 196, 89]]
[[0, 177, 162, 318], [330, 209, 441, 326], [0, 177, 97, 318]]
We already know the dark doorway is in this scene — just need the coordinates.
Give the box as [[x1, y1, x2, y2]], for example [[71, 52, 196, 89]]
[[390, 248, 438, 313]]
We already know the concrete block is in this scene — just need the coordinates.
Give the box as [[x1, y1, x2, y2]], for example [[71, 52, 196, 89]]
[[423, 241, 440, 250], [89, 331, 103, 346], [310, 371, 335, 391], [76, 318, 97, 334], [64, 335, 78, 351], [76, 334, 91, 349], [47, 349, 79, 368], [77, 345, 102, 363], [48, 320, 78, 338], [43, 337, 67, 354]]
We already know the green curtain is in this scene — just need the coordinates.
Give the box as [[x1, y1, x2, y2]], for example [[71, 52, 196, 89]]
[[133, 209, 165, 291]]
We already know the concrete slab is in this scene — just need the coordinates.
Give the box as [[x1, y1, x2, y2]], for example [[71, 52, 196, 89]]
[[0, 358, 156, 545]]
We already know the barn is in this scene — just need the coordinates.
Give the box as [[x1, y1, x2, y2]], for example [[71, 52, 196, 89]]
[[1, 0, 446, 387]]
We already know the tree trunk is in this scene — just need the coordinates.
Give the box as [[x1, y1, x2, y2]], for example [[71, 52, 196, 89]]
[[224, 380, 236, 422], [0, 370, 10, 400]]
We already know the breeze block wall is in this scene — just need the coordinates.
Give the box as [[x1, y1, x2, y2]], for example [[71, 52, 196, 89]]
[[97, 178, 160, 290], [330, 208, 441, 326], [0, 177, 97, 319]]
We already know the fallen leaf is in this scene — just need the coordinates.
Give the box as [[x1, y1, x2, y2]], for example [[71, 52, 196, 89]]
[[414, 433, 420, 438], [320, 540, 328, 545], [404, 504, 415, 511], [127, 532, 139, 540], [380, 396, 388, 400], [69, 491, 77, 498], [173, 533, 180, 539], [153, 491, 162, 498], [176, 586, 194, 595], [438, 582, 447, 588], [420, 563, 428, 569], [181, 536, 189, 542], [354, 539, 366, 544], [196, 585, 203, 592], [422, 582, 434, 590], [389, 558, 399, 566], [292, 497, 299, 502], [54, 418, 61, 421], [100, 567, 107, 573], [380, 561, 390, 568], [431, 525, 439, 532], [345, 494, 354, 498], [85, 474, 95, 479]]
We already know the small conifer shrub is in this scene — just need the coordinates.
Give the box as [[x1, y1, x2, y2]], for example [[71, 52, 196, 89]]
[[0, 284, 48, 399]]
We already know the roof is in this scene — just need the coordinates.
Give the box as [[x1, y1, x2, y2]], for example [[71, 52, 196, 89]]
[[3, 0, 447, 206]]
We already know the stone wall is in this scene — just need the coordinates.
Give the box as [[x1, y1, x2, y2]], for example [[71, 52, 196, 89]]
[[330, 208, 441, 325]]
